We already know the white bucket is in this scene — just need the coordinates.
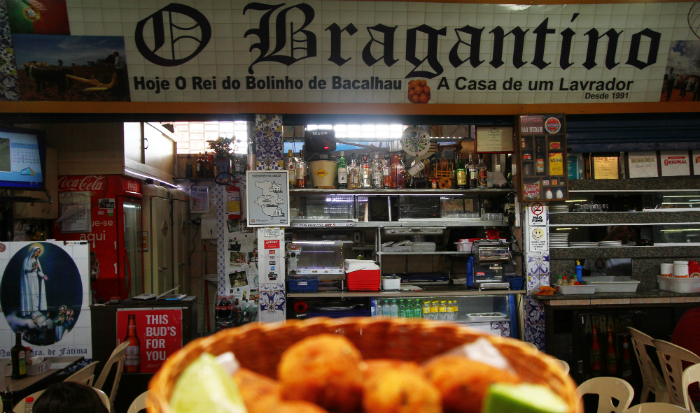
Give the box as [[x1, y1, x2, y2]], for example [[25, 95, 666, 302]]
[[309, 160, 337, 187]]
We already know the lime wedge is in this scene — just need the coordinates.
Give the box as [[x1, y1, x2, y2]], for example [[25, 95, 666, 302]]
[[170, 353, 247, 413], [483, 383, 569, 413]]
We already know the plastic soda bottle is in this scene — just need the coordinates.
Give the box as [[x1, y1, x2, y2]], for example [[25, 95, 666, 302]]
[[398, 299, 406, 318], [390, 300, 399, 317], [422, 300, 431, 320], [383, 300, 391, 317], [430, 301, 438, 320], [375, 299, 383, 317], [438, 300, 447, 320]]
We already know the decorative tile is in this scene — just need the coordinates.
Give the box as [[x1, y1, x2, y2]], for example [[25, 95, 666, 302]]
[[254, 114, 284, 171], [500, 321, 511, 338], [524, 323, 546, 352], [0, 0, 19, 101], [259, 282, 285, 323], [215, 185, 227, 295], [525, 296, 545, 324]]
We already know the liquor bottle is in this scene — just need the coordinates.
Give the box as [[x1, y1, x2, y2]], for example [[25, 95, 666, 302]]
[[535, 138, 545, 175], [337, 151, 348, 189], [11, 331, 26, 379], [2, 385, 13, 413], [396, 155, 406, 189], [591, 325, 602, 377], [227, 295, 234, 324], [382, 154, 392, 188], [348, 153, 360, 189], [215, 295, 222, 326], [371, 153, 382, 188], [123, 314, 140, 373], [247, 140, 255, 171], [287, 150, 296, 188], [196, 153, 203, 177], [477, 154, 488, 189], [296, 150, 307, 188], [456, 152, 467, 189], [606, 329, 617, 375], [467, 152, 477, 189], [185, 154, 193, 178], [621, 337, 633, 381], [407, 154, 436, 178], [360, 154, 372, 188]]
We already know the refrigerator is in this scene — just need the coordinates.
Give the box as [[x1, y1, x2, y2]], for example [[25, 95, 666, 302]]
[[54, 175, 143, 303], [141, 184, 189, 296]]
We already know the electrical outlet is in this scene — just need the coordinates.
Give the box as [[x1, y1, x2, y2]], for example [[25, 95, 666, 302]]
[[189, 218, 201, 225]]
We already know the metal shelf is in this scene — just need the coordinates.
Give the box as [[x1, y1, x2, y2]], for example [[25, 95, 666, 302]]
[[290, 188, 514, 195], [291, 220, 507, 228], [287, 289, 525, 298], [377, 251, 472, 255]]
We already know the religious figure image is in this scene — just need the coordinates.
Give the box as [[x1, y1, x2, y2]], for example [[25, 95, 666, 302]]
[[1, 242, 84, 346], [20, 245, 48, 316]]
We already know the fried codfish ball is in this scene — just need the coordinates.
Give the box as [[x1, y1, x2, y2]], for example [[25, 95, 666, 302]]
[[423, 356, 520, 413], [362, 366, 442, 413], [362, 359, 423, 380], [278, 334, 363, 413], [234, 369, 328, 413]]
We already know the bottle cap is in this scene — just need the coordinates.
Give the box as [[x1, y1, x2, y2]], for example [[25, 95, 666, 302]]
[[26, 397, 34, 402], [576, 260, 581, 265]]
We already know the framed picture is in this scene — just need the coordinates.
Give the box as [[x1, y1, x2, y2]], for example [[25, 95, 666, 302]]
[[246, 171, 291, 227], [475, 126, 514, 153]]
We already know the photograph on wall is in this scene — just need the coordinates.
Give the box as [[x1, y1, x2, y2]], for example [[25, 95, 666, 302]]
[[0, 241, 91, 359], [660, 40, 700, 102], [230, 252, 246, 265], [7, 0, 70, 35], [13, 35, 130, 101]]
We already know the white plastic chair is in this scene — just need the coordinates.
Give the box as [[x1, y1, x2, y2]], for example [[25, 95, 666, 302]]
[[127, 391, 149, 413], [682, 363, 700, 412], [559, 360, 570, 375], [624, 402, 690, 413], [65, 361, 100, 386], [653, 339, 700, 408], [577, 377, 635, 413], [94, 341, 130, 411], [629, 327, 670, 403]]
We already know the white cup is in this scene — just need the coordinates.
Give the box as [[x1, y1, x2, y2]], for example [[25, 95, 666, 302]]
[[674, 263, 689, 278], [661, 263, 673, 278]]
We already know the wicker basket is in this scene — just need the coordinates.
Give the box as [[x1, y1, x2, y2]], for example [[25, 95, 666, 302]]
[[148, 318, 581, 413]]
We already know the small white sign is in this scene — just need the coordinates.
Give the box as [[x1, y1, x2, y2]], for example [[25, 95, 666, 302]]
[[527, 203, 547, 227], [246, 171, 290, 227], [660, 151, 690, 177], [529, 227, 548, 252], [628, 152, 659, 178], [693, 151, 700, 176]]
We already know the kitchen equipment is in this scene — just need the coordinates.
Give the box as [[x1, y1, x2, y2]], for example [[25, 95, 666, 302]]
[[304, 129, 336, 161], [586, 276, 640, 293], [668, 278, 700, 294], [381, 276, 401, 290], [657, 276, 671, 291], [288, 241, 351, 275], [473, 240, 511, 264], [472, 240, 512, 290], [411, 242, 436, 252], [288, 276, 320, 293]]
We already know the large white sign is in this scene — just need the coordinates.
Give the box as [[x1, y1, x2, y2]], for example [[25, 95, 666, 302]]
[[7, 1, 700, 105]]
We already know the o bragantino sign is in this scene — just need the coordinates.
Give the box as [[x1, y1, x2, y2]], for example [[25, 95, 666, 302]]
[[5, 1, 700, 105]]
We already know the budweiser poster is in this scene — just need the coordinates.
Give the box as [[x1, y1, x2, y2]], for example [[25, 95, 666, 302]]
[[116, 308, 183, 374]]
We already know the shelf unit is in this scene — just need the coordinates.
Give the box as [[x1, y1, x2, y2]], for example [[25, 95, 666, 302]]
[[291, 220, 507, 228], [549, 211, 700, 227], [288, 289, 525, 298], [290, 188, 514, 195], [376, 251, 473, 256]]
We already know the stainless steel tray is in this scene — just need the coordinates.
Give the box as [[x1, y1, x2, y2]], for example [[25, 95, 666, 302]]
[[464, 312, 508, 322]]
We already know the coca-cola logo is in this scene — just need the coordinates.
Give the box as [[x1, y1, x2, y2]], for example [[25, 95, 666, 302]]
[[663, 156, 687, 166], [58, 175, 106, 191], [126, 180, 139, 193]]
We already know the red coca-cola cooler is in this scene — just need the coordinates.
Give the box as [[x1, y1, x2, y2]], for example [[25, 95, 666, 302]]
[[54, 175, 143, 303]]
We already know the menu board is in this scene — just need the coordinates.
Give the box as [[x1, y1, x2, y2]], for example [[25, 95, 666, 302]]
[[660, 151, 691, 177], [517, 115, 568, 202], [628, 152, 659, 178], [593, 156, 619, 180], [475, 126, 514, 153]]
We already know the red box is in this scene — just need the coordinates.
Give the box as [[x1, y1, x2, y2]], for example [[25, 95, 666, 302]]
[[347, 269, 380, 291]]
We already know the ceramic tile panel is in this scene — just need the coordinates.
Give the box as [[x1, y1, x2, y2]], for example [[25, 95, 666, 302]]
[[0, 0, 18, 101], [259, 282, 285, 323], [254, 114, 284, 171]]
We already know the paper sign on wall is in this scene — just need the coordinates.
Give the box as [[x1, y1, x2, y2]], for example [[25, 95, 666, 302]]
[[529, 227, 549, 252], [257, 228, 285, 283], [693, 151, 700, 176], [660, 151, 690, 177], [628, 152, 659, 178], [527, 203, 547, 227]]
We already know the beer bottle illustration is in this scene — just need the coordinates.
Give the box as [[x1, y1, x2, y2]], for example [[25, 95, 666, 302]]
[[123, 314, 140, 373]]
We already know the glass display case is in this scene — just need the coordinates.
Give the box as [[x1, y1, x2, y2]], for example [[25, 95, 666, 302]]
[[288, 240, 351, 275], [398, 195, 479, 220], [290, 194, 356, 221]]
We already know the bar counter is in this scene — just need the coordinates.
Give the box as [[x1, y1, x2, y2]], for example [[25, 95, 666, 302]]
[[533, 290, 700, 306]]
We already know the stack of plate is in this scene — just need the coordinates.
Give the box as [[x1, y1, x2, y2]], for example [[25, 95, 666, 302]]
[[550, 233, 570, 248], [550, 205, 570, 213], [569, 242, 599, 248], [599, 240, 623, 248]]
